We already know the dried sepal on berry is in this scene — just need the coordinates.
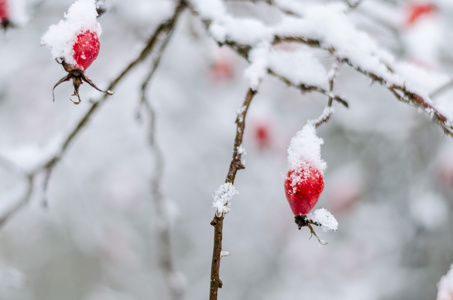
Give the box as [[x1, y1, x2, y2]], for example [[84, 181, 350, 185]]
[[52, 58, 113, 105]]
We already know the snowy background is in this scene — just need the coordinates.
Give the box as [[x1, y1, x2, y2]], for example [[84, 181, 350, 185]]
[[1, 0, 453, 299]]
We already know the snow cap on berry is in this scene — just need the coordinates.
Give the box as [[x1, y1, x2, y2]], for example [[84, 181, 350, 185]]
[[287, 123, 326, 174], [437, 263, 453, 300], [41, 0, 101, 67]]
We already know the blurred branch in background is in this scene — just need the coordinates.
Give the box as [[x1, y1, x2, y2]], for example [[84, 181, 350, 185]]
[[138, 8, 186, 299], [0, 1, 186, 230]]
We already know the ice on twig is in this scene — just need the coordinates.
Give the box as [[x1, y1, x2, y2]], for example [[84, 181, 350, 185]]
[[212, 183, 238, 217], [307, 208, 338, 232]]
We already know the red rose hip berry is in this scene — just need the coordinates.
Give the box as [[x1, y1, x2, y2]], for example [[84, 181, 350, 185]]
[[284, 163, 324, 215], [406, 3, 435, 26], [72, 30, 100, 71], [0, 0, 10, 28]]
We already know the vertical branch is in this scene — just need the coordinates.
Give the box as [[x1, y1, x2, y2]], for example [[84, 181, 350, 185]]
[[139, 3, 185, 299], [210, 88, 257, 300], [313, 61, 343, 128]]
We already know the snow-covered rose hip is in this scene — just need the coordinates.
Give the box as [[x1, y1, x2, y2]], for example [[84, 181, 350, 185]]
[[285, 162, 324, 215], [285, 124, 326, 218], [41, 0, 113, 104]]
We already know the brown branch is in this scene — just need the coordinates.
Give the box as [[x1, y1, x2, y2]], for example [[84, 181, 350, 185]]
[[0, 1, 186, 229], [210, 88, 257, 300]]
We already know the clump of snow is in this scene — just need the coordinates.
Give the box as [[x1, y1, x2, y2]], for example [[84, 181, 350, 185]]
[[437, 264, 453, 300], [287, 123, 326, 173], [191, 0, 226, 21], [41, 0, 101, 66], [210, 16, 273, 46], [395, 62, 449, 98], [212, 183, 238, 217], [268, 48, 328, 89], [220, 250, 230, 257], [307, 208, 338, 231], [244, 42, 270, 90], [237, 145, 246, 155]]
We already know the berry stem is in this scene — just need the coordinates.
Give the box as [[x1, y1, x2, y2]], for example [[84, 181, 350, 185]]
[[210, 87, 257, 300]]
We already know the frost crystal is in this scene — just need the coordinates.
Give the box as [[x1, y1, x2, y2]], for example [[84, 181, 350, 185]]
[[287, 124, 326, 173], [41, 0, 101, 66], [307, 208, 338, 232], [212, 183, 238, 217], [437, 264, 453, 300]]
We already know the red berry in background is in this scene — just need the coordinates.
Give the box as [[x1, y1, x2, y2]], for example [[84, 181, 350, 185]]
[[0, 0, 9, 25], [284, 162, 324, 215], [72, 31, 100, 71], [406, 3, 436, 26], [209, 54, 235, 81], [253, 122, 272, 150]]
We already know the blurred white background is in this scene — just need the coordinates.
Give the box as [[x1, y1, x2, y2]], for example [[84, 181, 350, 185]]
[[1, 0, 453, 299]]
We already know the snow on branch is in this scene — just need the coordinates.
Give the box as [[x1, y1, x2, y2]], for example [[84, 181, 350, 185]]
[[188, 0, 453, 136], [212, 183, 238, 217]]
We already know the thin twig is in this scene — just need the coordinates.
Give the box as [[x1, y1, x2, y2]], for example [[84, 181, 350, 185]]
[[138, 10, 185, 300], [210, 88, 257, 300], [313, 61, 341, 128]]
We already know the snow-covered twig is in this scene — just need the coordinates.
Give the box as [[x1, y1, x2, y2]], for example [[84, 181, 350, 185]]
[[209, 88, 257, 300], [312, 61, 341, 128], [188, 1, 453, 136]]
